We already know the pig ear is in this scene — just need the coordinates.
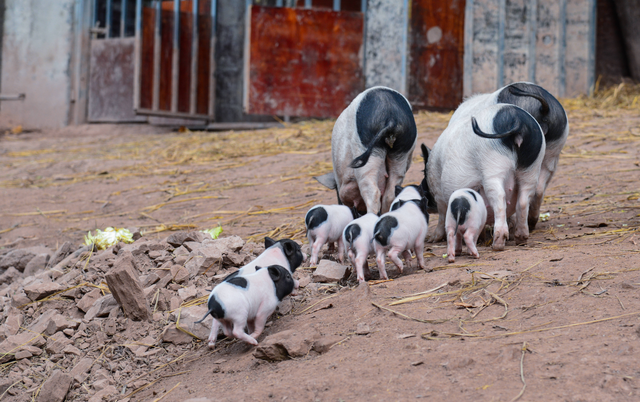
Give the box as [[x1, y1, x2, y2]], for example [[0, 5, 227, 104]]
[[350, 206, 360, 219], [255, 265, 263, 271], [267, 265, 281, 282], [265, 237, 276, 248], [395, 185, 404, 197], [283, 241, 294, 257], [313, 172, 337, 190]]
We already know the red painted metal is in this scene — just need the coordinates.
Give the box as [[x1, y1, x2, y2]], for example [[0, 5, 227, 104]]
[[246, 6, 365, 118]]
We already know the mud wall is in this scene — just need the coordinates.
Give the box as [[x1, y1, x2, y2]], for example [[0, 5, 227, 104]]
[[0, 0, 76, 128]]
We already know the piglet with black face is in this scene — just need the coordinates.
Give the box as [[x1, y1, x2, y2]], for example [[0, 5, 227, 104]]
[[224, 236, 304, 289], [343, 212, 378, 283], [197, 264, 295, 348], [445, 189, 487, 263], [373, 194, 429, 280], [305, 204, 357, 265]]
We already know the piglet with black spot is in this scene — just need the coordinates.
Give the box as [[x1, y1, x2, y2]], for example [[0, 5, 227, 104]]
[[343, 212, 378, 283], [197, 264, 295, 348], [445, 189, 487, 263], [305, 204, 356, 265], [373, 195, 429, 280]]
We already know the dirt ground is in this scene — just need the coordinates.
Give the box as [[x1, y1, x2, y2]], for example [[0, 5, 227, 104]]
[[1, 95, 640, 401]]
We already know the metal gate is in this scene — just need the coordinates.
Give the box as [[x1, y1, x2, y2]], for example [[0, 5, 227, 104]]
[[88, 0, 217, 122], [244, 0, 366, 118]]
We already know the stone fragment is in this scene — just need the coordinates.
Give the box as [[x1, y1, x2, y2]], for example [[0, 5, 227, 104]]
[[45, 314, 78, 336], [161, 325, 193, 345], [36, 370, 72, 402], [24, 282, 63, 301], [0, 249, 36, 272], [142, 272, 160, 287], [28, 310, 59, 334], [0, 267, 22, 285], [170, 296, 182, 311], [296, 272, 312, 288], [172, 305, 212, 340], [70, 357, 94, 383], [170, 264, 189, 284], [356, 322, 371, 335], [104, 318, 117, 336], [11, 290, 31, 307], [166, 231, 207, 247], [63, 344, 82, 356], [45, 332, 72, 355], [105, 255, 150, 321], [275, 298, 293, 315], [254, 327, 321, 361], [48, 242, 75, 268], [224, 251, 245, 266], [23, 253, 50, 277], [14, 349, 32, 360], [2, 311, 23, 337], [20, 345, 43, 356], [84, 295, 119, 321], [178, 285, 198, 303], [77, 288, 102, 313], [0, 332, 46, 362], [312, 260, 350, 283]]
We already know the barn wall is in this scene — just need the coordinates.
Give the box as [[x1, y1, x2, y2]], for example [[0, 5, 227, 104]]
[[364, 0, 408, 94], [465, 0, 596, 98], [0, 0, 76, 128]]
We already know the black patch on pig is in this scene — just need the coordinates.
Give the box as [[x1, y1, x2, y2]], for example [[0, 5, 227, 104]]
[[305, 207, 328, 231], [472, 105, 543, 170], [344, 223, 361, 246], [267, 265, 295, 301], [227, 275, 248, 289], [419, 143, 438, 213], [222, 270, 240, 283], [265, 237, 276, 248], [279, 239, 304, 273], [196, 294, 226, 323], [394, 185, 404, 197], [351, 88, 417, 168], [350, 206, 360, 219], [451, 197, 471, 227], [466, 190, 478, 201], [497, 82, 567, 145], [374, 216, 398, 247], [391, 198, 429, 221]]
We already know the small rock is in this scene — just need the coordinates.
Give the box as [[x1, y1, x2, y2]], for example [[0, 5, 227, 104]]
[[0, 267, 22, 285], [45, 314, 78, 336], [23, 253, 50, 277], [170, 265, 190, 284], [28, 310, 59, 334], [0, 249, 37, 272], [105, 254, 150, 321], [178, 286, 198, 303], [312, 260, 350, 283], [356, 322, 370, 335], [142, 272, 160, 287], [70, 357, 94, 383], [48, 242, 75, 268], [76, 288, 102, 313], [275, 298, 293, 315], [14, 350, 32, 360], [296, 272, 312, 288], [166, 231, 207, 247], [63, 344, 82, 356], [3, 312, 24, 336], [88, 385, 117, 402], [36, 370, 72, 402], [84, 295, 119, 321], [104, 318, 117, 336], [254, 327, 321, 361], [24, 282, 63, 301], [161, 325, 193, 345], [11, 291, 31, 307], [170, 296, 182, 311]]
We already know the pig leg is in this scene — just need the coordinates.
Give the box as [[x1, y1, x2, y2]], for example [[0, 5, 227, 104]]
[[484, 180, 509, 251], [355, 253, 368, 283], [309, 236, 327, 265], [413, 241, 426, 270], [248, 309, 270, 341], [528, 160, 557, 230], [355, 156, 386, 214], [387, 247, 405, 273], [446, 228, 457, 263], [514, 185, 536, 245], [375, 248, 389, 280], [232, 321, 258, 346], [455, 231, 463, 255], [381, 155, 412, 214], [208, 319, 222, 348], [337, 237, 346, 263], [463, 230, 480, 259]]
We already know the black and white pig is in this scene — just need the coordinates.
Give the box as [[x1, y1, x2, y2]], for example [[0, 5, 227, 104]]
[[390, 184, 423, 212], [223, 237, 304, 288], [373, 197, 429, 280], [305, 204, 357, 265], [343, 213, 378, 283], [197, 264, 295, 348], [314, 86, 417, 215], [444, 82, 568, 229], [445, 189, 487, 263], [424, 104, 545, 251]]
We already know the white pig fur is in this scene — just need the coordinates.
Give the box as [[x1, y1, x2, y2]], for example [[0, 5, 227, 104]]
[[445, 188, 487, 263], [343, 213, 379, 283], [426, 103, 545, 251], [314, 86, 417, 214], [305, 204, 355, 265]]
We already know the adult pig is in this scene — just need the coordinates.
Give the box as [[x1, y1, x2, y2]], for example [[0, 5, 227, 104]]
[[315, 86, 417, 215]]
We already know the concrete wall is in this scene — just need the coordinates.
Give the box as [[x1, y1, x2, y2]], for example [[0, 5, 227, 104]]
[[465, 0, 596, 98], [1, 0, 76, 129], [364, 0, 409, 94]]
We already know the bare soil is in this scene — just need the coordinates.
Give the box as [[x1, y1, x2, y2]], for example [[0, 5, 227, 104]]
[[1, 103, 640, 401]]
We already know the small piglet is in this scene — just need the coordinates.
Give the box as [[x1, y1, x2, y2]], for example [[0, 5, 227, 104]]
[[445, 189, 487, 263], [343, 213, 379, 283], [197, 264, 295, 348], [373, 196, 429, 280], [305, 204, 356, 265]]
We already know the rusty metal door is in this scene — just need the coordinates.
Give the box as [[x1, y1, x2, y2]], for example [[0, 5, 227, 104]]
[[244, 1, 366, 118], [408, 0, 466, 110]]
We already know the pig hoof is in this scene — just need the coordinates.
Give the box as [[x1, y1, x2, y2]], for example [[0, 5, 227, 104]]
[[208, 341, 216, 349], [514, 235, 528, 245], [447, 256, 455, 263]]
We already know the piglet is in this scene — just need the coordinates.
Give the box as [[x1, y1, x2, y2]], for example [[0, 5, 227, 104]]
[[389, 184, 423, 212], [373, 197, 429, 280], [445, 189, 487, 263], [305, 204, 356, 265], [197, 264, 295, 348], [343, 213, 379, 283]]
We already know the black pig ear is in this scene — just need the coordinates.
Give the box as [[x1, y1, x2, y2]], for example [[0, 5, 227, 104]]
[[268, 265, 281, 282], [255, 265, 263, 271], [283, 241, 294, 256], [265, 237, 276, 248]]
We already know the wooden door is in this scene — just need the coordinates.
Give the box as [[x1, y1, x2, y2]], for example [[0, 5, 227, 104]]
[[408, 0, 466, 110], [244, 5, 365, 118]]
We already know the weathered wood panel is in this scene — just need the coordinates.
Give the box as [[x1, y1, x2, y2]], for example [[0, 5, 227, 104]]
[[178, 11, 192, 113], [471, 0, 501, 93], [564, 0, 595, 97], [409, 0, 466, 109], [88, 38, 146, 122], [140, 7, 155, 110], [159, 8, 174, 111], [197, 14, 212, 116], [246, 6, 364, 118], [503, 0, 533, 84], [534, 0, 563, 96]]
